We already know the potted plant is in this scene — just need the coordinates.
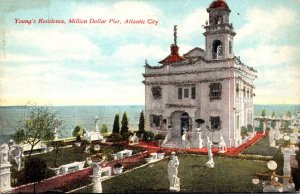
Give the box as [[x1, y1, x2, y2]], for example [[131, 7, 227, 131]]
[[144, 154, 153, 163], [113, 162, 123, 175]]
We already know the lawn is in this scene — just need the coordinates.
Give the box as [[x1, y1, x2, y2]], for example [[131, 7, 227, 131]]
[[243, 135, 280, 156], [76, 154, 269, 193]]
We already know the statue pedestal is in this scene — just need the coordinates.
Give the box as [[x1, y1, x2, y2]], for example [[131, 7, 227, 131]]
[[282, 148, 292, 186], [0, 163, 12, 193], [194, 131, 203, 149]]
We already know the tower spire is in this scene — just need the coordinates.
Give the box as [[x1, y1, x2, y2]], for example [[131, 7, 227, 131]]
[[173, 25, 177, 46]]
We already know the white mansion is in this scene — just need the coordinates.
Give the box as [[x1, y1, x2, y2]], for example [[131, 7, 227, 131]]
[[143, 0, 257, 148]]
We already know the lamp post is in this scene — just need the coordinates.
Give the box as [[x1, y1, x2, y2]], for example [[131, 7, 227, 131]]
[[252, 160, 295, 192]]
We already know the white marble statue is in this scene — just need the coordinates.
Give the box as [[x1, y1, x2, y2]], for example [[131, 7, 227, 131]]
[[95, 116, 100, 131], [205, 137, 215, 168], [0, 144, 9, 164], [0, 143, 12, 192], [8, 140, 23, 171], [163, 126, 172, 145], [218, 135, 227, 153], [129, 133, 139, 145], [181, 130, 188, 148], [268, 127, 276, 147], [168, 152, 180, 192]]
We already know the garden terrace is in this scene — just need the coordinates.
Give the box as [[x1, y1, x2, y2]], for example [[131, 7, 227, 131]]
[[75, 154, 269, 193], [11, 144, 146, 187]]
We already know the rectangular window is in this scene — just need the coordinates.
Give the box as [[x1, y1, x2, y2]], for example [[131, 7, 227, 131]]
[[192, 87, 196, 99], [209, 83, 222, 101], [184, 88, 189, 98], [178, 88, 182, 99], [210, 116, 220, 129]]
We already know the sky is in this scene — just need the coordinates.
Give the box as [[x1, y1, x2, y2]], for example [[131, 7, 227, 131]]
[[0, 0, 299, 106]]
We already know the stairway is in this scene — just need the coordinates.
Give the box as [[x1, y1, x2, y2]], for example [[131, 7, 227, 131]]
[[162, 138, 184, 148]]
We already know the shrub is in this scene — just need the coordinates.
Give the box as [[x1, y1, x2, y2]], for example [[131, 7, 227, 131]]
[[113, 162, 123, 168], [121, 112, 129, 134], [138, 111, 145, 135], [109, 133, 123, 142], [143, 131, 154, 142], [154, 133, 165, 141], [100, 124, 108, 134], [76, 135, 81, 142], [112, 114, 120, 134], [73, 126, 83, 137], [122, 131, 133, 140]]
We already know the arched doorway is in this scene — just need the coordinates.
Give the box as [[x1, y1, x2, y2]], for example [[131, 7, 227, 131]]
[[170, 111, 192, 139], [181, 112, 190, 136]]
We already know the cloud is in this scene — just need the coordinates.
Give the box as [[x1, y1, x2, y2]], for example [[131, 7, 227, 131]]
[[239, 45, 300, 68], [0, 0, 50, 13], [236, 6, 297, 43], [182, 8, 208, 36], [8, 29, 101, 61]]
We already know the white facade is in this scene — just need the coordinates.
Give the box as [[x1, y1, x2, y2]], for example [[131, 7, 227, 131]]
[[143, 0, 257, 148]]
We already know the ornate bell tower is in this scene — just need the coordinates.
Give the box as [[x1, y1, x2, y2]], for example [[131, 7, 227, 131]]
[[204, 0, 236, 60]]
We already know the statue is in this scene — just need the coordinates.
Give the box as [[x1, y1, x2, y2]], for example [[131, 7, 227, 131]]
[[162, 125, 172, 145], [0, 144, 9, 164], [53, 118, 60, 140], [168, 152, 180, 192], [8, 140, 23, 171], [218, 135, 227, 153], [216, 44, 222, 58], [268, 127, 276, 147], [95, 116, 100, 131], [205, 137, 215, 168], [129, 133, 139, 145]]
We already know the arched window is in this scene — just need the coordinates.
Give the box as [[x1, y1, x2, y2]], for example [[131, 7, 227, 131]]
[[212, 40, 223, 59]]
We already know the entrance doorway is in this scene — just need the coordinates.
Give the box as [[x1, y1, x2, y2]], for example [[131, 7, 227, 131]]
[[181, 112, 190, 136]]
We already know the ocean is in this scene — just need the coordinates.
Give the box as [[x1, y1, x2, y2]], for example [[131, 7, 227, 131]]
[[0, 104, 299, 144]]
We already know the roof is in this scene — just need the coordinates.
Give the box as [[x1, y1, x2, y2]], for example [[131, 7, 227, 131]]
[[159, 44, 184, 64], [208, 0, 230, 12]]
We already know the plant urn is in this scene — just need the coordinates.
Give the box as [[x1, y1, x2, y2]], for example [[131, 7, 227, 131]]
[[113, 163, 123, 175], [144, 155, 153, 163], [157, 152, 165, 159], [75, 142, 81, 147]]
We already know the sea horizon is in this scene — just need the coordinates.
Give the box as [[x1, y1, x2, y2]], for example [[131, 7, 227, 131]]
[[0, 104, 299, 144]]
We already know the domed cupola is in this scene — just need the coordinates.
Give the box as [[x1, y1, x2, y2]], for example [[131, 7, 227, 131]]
[[207, 0, 230, 12]]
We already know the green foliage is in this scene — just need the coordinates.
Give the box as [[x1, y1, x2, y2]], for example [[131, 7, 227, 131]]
[[261, 109, 266, 117], [76, 135, 81, 142], [247, 124, 253, 131], [241, 126, 248, 136], [72, 125, 84, 137], [154, 133, 165, 141], [13, 106, 62, 158], [286, 110, 292, 118], [112, 113, 120, 134], [143, 130, 154, 142], [121, 112, 129, 134], [121, 131, 132, 140], [138, 111, 145, 135], [25, 157, 48, 183], [48, 140, 65, 167], [259, 109, 266, 129], [109, 133, 123, 142], [271, 111, 276, 128], [100, 124, 108, 134]]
